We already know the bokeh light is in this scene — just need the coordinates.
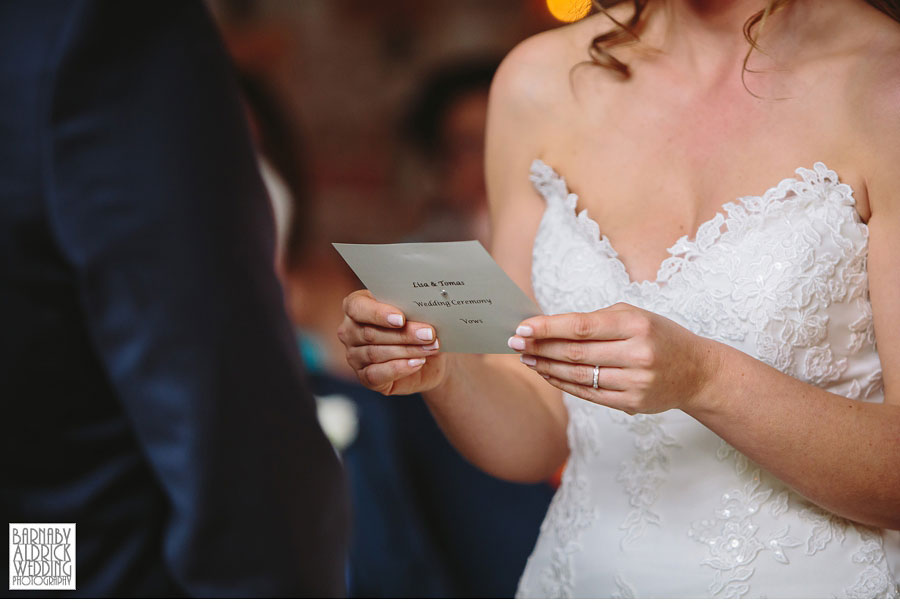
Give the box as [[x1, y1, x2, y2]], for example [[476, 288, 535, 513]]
[[546, 0, 592, 22]]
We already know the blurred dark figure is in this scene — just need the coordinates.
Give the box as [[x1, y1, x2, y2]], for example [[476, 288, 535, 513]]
[[405, 58, 499, 247], [0, 0, 347, 597]]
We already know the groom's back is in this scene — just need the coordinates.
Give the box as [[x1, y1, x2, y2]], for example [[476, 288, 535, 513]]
[[0, 1, 348, 596]]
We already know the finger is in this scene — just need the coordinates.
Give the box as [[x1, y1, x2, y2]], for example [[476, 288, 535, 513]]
[[358, 357, 428, 391], [512, 338, 633, 367], [343, 289, 407, 328], [516, 303, 645, 341], [520, 356, 628, 390], [343, 320, 437, 347], [347, 341, 440, 370], [543, 374, 634, 413]]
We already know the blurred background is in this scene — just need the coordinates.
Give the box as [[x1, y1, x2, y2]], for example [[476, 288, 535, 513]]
[[205, 0, 590, 597]]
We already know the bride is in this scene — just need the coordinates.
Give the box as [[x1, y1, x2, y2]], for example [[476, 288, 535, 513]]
[[338, 0, 900, 597]]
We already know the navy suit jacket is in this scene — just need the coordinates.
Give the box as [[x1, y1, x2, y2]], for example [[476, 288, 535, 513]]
[[0, 1, 348, 596]]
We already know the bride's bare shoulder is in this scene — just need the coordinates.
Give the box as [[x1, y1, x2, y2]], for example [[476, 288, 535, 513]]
[[847, 10, 900, 121], [489, 13, 612, 116], [846, 5, 900, 104], [846, 8, 900, 212]]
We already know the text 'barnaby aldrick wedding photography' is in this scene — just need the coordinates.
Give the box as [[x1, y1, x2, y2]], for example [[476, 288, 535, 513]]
[[9, 523, 76, 590]]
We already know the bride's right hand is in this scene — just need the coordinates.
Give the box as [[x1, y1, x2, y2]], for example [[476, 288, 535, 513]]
[[337, 289, 448, 395]]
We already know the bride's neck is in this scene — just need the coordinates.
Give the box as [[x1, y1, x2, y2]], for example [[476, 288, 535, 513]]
[[645, 0, 820, 78], [663, 0, 770, 35], [658, 0, 771, 69]]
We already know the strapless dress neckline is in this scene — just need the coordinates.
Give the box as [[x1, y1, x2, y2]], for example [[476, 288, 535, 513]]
[[529, 159, 862, 289]]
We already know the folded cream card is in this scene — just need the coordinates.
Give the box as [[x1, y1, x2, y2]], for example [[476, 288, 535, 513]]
[[333, 241, 542, 354]]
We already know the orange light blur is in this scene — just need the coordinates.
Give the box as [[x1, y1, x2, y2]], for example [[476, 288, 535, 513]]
[[546, 0, 592, 22]]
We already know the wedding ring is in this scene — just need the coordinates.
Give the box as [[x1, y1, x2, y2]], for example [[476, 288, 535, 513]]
[[592, 365, 600, 389]]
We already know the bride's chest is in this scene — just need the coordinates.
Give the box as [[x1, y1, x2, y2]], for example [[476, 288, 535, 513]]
[[538, 155, 866, 286], [542, 95, 869, 283], [530, 160, 870, 348]]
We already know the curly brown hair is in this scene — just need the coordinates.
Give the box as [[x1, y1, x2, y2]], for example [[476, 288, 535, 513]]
[[589, 0, 900, 78]]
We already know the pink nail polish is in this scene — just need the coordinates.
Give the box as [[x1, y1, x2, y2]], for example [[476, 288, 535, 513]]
[[422, 340, 440, 351], [388, 314, 404, 327], [408, 358, 426, 367], [507, 336, 526, 351], [520, 355, 537, 366], [516, 325, 534, 337], [416, 328, 434, 342]]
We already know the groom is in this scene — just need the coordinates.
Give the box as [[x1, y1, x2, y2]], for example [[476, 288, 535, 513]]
[[0, 0, 347, 596]]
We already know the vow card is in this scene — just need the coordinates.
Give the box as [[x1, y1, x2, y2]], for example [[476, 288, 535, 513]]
[[333, 241, 543, 354]]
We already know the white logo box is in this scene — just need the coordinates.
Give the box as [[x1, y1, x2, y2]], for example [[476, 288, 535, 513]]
[[9, 523, 76, 590]]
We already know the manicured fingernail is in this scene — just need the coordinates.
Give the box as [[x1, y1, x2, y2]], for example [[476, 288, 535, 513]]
[[541, 373, 550, 380], [416, 328, 434, 341], [516, 325, 534, 337], [520, 354, 537, 366], [388, 314, 405, 327], [507, 336, 526, 351], [408, 358, 426, 367], [422, 340, 440, 351]]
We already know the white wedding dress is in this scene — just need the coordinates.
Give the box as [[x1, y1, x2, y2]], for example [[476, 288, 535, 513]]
[[517, 160, 900, 598]]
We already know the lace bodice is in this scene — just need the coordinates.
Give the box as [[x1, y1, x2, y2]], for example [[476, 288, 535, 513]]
[[517, 160, 898, 598]]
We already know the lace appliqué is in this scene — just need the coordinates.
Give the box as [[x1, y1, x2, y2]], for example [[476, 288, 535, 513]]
[[689, 467, 802, 598], [801, 506, 898, 598], [849, 297, 877, 354], [658, 164, 865, 389], [533, 468, 592, 598], [610, 411, 680, 547], [843, 368, 884, 401], [612, 574, 637, 598], [707, 443, 898, 598], [525, 400, 601, 598], [845, 528, 900, 598]]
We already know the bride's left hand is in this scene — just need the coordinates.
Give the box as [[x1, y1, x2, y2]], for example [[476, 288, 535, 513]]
[[507, 302, 723, 415]]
